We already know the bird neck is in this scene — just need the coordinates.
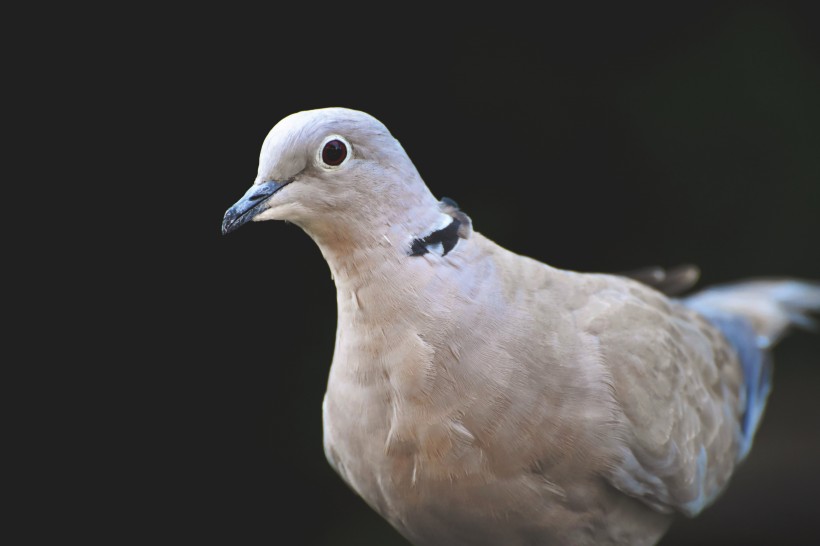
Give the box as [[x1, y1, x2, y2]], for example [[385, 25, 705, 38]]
[[301, 190, 444, 292], [309, 225, 402, 288]]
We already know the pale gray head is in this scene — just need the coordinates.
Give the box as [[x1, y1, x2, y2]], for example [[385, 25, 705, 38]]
[[222, 108, 442, 246]]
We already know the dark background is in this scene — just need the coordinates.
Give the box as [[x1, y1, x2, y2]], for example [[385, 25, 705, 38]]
[[47, 3, 820, 545]]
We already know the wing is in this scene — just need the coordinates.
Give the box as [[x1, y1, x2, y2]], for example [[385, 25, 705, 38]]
[[575, 275, 745, 516], [620, 264, 701, 297]]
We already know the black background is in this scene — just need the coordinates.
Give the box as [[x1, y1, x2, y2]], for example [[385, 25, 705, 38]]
[[44, 3, 820, 545]]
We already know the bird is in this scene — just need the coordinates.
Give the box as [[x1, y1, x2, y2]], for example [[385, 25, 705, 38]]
[[221, 107, 820, 545]]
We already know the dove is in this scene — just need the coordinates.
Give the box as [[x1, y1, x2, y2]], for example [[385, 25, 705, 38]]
[[222, 107, 820, 545]]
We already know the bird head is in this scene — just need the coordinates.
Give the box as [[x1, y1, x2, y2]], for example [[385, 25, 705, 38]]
[[222, 108, 440, 245]]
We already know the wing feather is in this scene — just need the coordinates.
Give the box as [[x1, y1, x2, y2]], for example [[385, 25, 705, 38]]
[[576, 275, 744, 516]]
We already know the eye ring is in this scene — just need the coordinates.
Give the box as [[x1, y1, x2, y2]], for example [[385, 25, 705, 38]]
[[318, 135, 351, 168]]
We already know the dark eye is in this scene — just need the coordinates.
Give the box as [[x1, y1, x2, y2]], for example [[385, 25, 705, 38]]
[[321, 139, 348, 166]]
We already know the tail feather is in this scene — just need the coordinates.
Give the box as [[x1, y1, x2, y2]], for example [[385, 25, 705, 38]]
[[767, 281, 820, 331], [684, 280, 820, 348], [683, 279, 820, 460]]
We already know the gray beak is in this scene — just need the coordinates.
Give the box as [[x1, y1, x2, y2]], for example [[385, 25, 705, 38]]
[[222, 179, 292, 235]]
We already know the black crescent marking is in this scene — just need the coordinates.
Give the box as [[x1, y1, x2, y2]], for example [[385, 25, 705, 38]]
[[410, 238, 429, 256], [409, 218, 462, 257]]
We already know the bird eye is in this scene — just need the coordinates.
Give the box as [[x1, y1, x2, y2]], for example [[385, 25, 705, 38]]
[[321, 139, 348, 166]]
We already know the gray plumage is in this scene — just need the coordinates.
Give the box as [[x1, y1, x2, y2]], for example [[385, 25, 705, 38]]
[[222, 107, 820, 545]]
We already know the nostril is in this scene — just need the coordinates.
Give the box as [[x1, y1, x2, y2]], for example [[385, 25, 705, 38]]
[[249, 193, 265, 202]]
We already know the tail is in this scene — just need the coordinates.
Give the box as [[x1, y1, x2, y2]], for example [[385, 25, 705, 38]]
[[683, 279, 820, 460]]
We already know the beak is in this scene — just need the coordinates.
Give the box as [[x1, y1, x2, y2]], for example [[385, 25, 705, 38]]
[[222, 179, 292, 235]]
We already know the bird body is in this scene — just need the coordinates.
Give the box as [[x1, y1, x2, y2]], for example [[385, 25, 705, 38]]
[[222, 108, 820, 545]]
